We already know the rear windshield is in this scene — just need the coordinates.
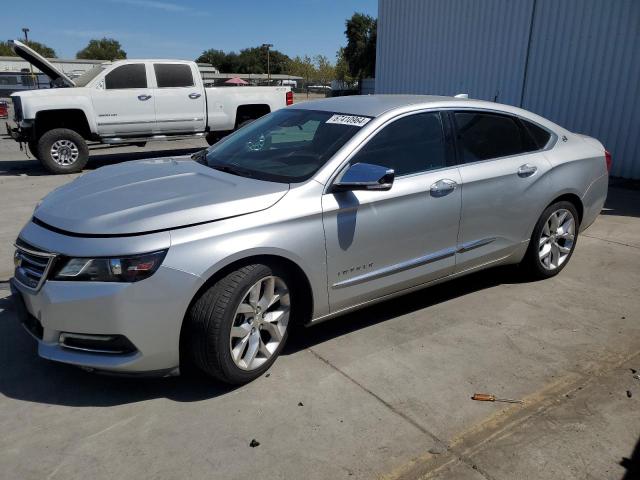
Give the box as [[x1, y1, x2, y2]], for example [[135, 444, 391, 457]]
[[205, 109, 370, 183]]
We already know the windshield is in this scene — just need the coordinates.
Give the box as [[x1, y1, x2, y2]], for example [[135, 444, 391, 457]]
[[74, 66, 106, 87], [205, 109, 370, 183]]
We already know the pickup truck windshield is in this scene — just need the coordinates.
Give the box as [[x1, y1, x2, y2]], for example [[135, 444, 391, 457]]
[[74, 66, 106, 87], [205, 109, 370, 183]]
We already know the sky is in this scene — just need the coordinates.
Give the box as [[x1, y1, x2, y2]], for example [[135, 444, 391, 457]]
[[3, 0, 378, 61]]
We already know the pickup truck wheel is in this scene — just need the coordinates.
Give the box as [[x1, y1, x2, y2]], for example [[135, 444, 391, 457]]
[[27, 141, 40, 159], [205, 130, 231, 146], [186, 263, 292, 384], [37, 128, 89, 174]]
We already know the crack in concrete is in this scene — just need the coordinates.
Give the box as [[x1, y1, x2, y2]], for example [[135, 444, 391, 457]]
[[308, 347, 498, 480], [582, 234, 640, 250]]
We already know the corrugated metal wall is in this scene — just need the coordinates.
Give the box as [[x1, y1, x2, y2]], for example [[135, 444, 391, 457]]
[[521, 0, 640, 179], [376, 0, 640, 179]]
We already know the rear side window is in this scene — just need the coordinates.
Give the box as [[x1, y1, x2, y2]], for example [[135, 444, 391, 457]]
[[154, 64, 194, 88], [521, 119, 552, 149], [454, 112, 538, 162], [351, 112, 447, 176], [105, 64, 147, 89]]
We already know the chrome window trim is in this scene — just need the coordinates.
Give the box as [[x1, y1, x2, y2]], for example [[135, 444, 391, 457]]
[[446, 107, 558, 167], [323, 108, 455, 194]]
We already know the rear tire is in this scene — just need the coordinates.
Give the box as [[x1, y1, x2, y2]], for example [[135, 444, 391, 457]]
[[521, 201, 580, 279], [186, 263, 293, 384], [37, 128, 89, 174]]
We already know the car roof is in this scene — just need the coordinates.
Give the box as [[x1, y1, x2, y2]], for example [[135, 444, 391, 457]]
[[289, 94, 462, 117], [288, 94, 567, 134]]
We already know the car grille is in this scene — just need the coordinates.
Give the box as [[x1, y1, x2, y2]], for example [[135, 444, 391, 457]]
[[14, 239, 57, 291]]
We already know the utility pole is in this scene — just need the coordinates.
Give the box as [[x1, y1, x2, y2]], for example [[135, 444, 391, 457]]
[[21, 27, 37, 88], [262, 43, 273, 83]]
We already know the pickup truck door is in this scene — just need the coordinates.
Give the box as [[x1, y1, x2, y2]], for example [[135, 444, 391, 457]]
[[151, 63, 206, 134], [90, 63, 156, 136]]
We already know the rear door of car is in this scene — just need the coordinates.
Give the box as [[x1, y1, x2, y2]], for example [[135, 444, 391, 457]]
[[152, 62, 206, 134], [90, 63, 156, 136], [322, 111, 462, 312], [450, 110, 554, 272]]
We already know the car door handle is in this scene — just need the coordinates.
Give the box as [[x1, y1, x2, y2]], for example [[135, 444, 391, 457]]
[[430, 179, 457, 197], [188, 93, 201, 99], [137, 94, 152, 101], [517, 164, 538, 177]]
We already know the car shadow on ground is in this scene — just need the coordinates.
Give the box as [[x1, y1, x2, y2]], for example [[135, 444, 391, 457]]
[[0, 145, 204, 176], [0, 265, 531, 408]]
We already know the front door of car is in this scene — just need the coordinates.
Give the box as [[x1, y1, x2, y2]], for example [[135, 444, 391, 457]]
[[91, 63, 155, 136], [152, 63, 206, 134], [322, 111, 462, 312], [451, 111, 554, 271]]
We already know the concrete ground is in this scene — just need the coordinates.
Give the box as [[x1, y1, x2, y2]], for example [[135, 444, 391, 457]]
[[0, 133, 639, 479]]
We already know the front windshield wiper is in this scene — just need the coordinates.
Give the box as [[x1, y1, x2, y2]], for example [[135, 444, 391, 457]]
[[190, 149, 207, 164]]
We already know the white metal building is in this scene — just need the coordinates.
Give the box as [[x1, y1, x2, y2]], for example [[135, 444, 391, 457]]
[[375, 0, 640, 179]]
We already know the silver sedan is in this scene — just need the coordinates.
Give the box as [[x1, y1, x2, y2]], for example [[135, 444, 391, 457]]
[[11, 95, 609, 383]]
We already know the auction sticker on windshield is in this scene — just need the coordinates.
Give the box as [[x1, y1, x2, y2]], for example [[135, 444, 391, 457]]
[[326, 114, 371, 127]]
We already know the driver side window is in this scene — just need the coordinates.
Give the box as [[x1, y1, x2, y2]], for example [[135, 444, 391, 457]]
[[104, 64, 147, 90], [350, 112, 447, 176]]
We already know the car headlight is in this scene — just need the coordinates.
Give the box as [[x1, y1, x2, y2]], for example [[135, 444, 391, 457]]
[[51, 250, 167, 283]]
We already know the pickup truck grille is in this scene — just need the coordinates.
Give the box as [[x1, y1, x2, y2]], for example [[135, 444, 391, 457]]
[[12, 96, 22, 122], [14, 239, 57, 291]]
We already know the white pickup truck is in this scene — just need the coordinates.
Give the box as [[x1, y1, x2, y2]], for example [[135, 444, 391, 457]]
[[6, 40, 292, 173]]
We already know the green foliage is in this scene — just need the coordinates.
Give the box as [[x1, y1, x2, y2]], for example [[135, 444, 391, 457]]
[[0, 40, 56, 58], [196, 46, 290, 74], [314, 55, 336, 86], [287, 55, 316, 83], [335, 47, 355, 87], [77, 38, 126, 61], [343, 12, 377, 80]]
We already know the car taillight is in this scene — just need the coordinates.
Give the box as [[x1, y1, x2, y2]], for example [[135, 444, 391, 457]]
[[0, 102, 7, 119], [286, 90, 293, 106], [605, 149, 612, 172]]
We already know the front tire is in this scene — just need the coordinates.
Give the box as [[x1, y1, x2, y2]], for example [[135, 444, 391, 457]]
[[522, 201, 579, 279], [186, 263, 292, 384], [37, 128, 89, 174]]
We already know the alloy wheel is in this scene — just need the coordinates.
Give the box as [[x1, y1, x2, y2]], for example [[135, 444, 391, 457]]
[[50, 139, 79, 165], [538, 208, 575, 270], [229, 275, 290, 370]]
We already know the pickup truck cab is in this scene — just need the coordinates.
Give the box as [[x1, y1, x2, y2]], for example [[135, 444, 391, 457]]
[[7, 40, 293, 173]]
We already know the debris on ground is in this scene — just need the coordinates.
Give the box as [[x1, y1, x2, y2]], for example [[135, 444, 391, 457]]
[[471, 393, 524, 404], [627, 390, 633, 398], [249, 439, 260, 448], [298, 402, 304, 406], [265, 373, 270, 378], [428, 442, 448, 455]]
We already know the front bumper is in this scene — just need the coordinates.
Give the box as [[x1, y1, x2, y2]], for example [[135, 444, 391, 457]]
[[10, 262, 201, 375], [5, 120, 33, 142]]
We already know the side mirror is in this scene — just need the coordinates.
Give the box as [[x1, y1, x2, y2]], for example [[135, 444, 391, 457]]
[[331, 163, 395, 193]]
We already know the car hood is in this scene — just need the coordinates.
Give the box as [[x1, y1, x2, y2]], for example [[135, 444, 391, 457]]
[[10, 39, 75, 87], [34, 157, 290, 235]]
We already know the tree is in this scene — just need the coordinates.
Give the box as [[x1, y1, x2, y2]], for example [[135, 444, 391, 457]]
[[77, 38, 126, 61], [314, 55, 336, 86], [335, 47, 355, 87], [196, 49, 227, 69], [287, 55, 317, 86], [343, 13, 377, 81], [195, 46, 291, 74], [0, 40, 56, 58]]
